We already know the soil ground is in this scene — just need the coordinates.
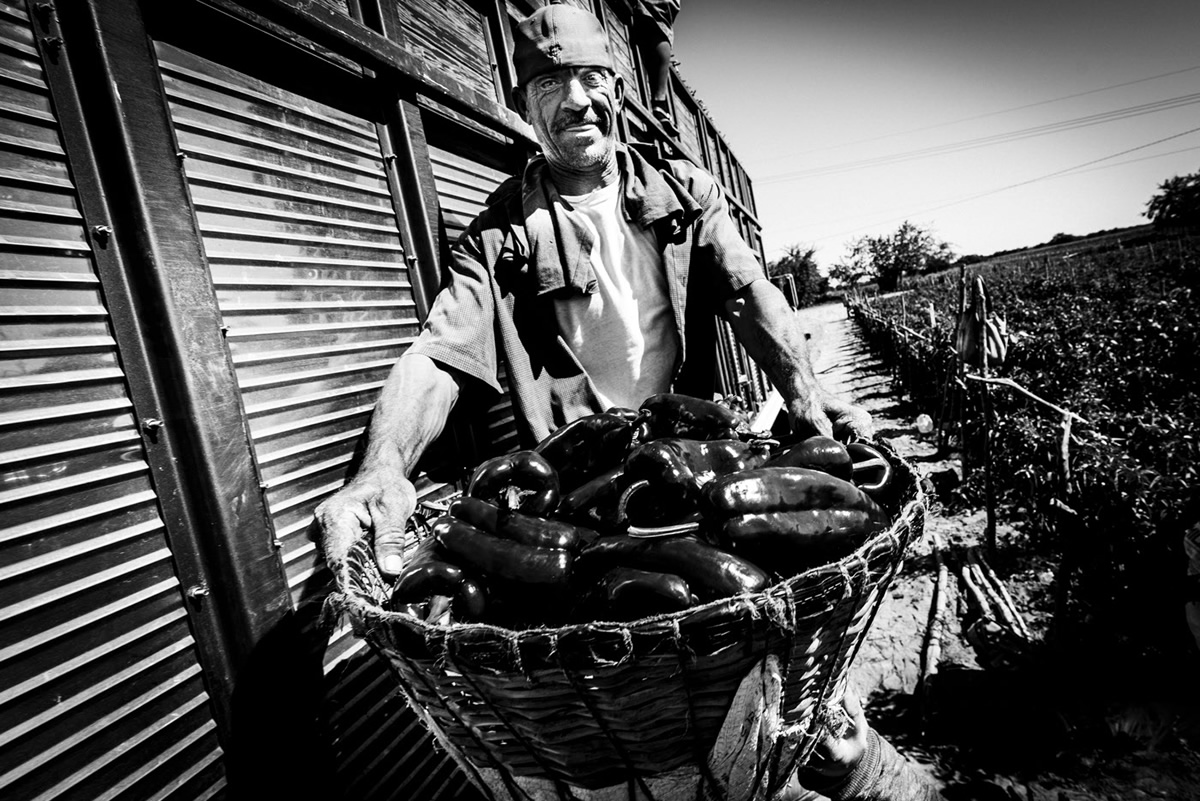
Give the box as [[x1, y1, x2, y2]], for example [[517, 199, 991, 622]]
[[796, 302, 1200, 801]]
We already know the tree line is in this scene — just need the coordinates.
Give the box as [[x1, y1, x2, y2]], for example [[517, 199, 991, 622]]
[[768, 166, 1200, 305]]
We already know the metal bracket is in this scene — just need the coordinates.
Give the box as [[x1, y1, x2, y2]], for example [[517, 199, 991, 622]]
[[140, 418, 164, 443], [91, 224, 112, 244]]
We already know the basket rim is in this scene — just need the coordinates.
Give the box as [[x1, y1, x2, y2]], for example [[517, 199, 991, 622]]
[[327, 441, 927, 643]]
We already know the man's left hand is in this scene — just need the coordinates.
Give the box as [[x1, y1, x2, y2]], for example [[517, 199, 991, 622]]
[[788, 390, 874, 441]]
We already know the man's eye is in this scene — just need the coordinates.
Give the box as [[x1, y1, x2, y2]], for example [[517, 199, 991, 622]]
[[582, 71, 606, 87], [536, 76, 563, 92]]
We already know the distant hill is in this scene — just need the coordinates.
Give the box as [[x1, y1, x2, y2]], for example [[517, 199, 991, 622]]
[[955, 224, 1160, 269]]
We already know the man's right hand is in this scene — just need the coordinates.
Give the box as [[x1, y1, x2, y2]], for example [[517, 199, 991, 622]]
[[314, 467, 416, 579]]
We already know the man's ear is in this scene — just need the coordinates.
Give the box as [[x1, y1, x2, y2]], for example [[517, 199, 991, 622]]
[[611, 72, 625, 110], [512, 85, 528, 120]]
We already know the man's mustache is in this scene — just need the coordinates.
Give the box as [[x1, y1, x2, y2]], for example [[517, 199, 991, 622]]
[[554, 112, 607, 132]]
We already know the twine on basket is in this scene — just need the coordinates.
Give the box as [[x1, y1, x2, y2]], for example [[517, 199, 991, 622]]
[[329, 440, 925, 801]]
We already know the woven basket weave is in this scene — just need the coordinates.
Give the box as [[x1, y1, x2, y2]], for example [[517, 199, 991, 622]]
[[330, 441, 925, 801]]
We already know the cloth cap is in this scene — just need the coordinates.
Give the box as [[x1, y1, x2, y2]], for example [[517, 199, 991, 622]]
[[513, 2, 614, 86]]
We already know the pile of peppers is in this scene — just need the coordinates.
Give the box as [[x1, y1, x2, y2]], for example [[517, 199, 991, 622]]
[[390, 393, 896, 628]]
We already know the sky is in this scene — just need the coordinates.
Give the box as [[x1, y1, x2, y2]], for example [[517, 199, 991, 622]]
[[671, 0, 1200, 269]]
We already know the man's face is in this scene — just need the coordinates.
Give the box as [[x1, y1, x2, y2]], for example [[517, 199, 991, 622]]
[[516, 67, 624, 174]]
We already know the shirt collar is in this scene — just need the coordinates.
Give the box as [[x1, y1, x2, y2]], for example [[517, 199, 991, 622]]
[[519, 143, 701, 297]]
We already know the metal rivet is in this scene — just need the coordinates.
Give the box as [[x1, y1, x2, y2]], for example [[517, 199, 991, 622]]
[[141, 417, 163, 432], [186, 584, 210, 599]]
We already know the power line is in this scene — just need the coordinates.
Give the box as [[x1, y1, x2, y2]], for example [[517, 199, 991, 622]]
[[1057, 144, 1200, 175], [792, 145, 1200, 231], [758, 92, 1200, 185], [772, 126, 1200, 246], [751, 64, 1200, 165]]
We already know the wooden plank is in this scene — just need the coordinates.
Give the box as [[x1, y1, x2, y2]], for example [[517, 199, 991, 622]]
[[210, 0, 537, 144]]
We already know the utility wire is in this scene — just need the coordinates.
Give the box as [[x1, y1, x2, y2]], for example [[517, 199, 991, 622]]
[[778, 126, 1200, 245], [759, 92, 1200, 184], [794, 144, 1200, 230], [752, 64, 1200, 164], [915, 125, 1200, 212]]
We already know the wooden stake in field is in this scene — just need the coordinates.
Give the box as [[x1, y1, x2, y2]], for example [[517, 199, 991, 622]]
[[920, 532, 950, 723], [957, 263, 969, 478], [978, 280, 998, 555]]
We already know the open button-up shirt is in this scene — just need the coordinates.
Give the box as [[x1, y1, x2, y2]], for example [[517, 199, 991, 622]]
[[408, 143, 765, 447]]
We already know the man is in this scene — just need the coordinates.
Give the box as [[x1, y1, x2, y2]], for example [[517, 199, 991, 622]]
[[317, 6, 941, 800], [624, 0, 682, 136], [318, 0, 868, 578]]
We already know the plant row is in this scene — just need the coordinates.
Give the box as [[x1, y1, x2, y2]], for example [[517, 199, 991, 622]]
[[845, 236, 1200, 665]]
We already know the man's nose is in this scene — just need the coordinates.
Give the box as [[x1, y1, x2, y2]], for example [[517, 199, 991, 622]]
[[561, 77, 592, 110]]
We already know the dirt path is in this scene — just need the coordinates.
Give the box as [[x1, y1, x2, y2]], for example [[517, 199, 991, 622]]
[[796, 303, 1200, 801]]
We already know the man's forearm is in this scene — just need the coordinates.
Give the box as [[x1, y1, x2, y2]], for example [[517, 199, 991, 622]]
[[356, 352, 461, 480], [725, 279, 820, 405]]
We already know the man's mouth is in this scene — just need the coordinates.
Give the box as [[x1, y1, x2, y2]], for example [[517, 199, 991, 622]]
[[557, 116, 605, 133]]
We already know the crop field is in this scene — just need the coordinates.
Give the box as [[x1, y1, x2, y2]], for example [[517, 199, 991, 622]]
[[847, 235, 1199, 672]]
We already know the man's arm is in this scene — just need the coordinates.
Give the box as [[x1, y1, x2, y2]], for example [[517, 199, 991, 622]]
[[724, 279, 873, 440], [315, 352, 460, 578]]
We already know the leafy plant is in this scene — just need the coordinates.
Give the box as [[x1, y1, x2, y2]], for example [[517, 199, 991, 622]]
[[847, 236, 1200, 665]]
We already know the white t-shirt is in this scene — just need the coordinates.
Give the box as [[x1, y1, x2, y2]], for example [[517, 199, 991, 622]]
[[554, 180, 680, 410]]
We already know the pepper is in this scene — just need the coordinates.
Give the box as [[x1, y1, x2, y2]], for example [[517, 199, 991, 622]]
[[605, 406, 641, 424], [625, 438, 775, 502], [765, 435, 854, 481], [596, 567, 695, 620], [846, 442, 894, 501], [576, 533, 770, 601], [449, 495, 595, 552], [466, 449, 560, 516], [702, 466, 890, 578], [390, 537, 487, 621], [702, 466, 887, 518], [432, 515, 573, 588], [718, 509, 889, 576], [554, 466, 633, 530], [533, 411, 636, 491], [637, 393, 745, 442]]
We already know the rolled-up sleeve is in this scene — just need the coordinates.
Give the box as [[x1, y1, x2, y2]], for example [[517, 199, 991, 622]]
[[684, 166, 767, 297], [407, 229, 503, 395]]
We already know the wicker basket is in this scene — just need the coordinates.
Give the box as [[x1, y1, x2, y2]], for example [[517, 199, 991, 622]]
[[330, 441, 925, 801]]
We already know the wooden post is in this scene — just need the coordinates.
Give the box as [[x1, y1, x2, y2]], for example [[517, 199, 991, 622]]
[[979, 280, 997, 554], [957, 264, 969, 477], [920, 532, 949, 720]]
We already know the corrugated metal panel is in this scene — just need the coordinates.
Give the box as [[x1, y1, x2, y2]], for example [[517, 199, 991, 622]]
[[397, 0, 497, 103], [427, 141, 521, 456], [0, 4, 225, 799], [320, 610, 475, 800], [157, 40, 419, 605], [154, 40, 467, 800]]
